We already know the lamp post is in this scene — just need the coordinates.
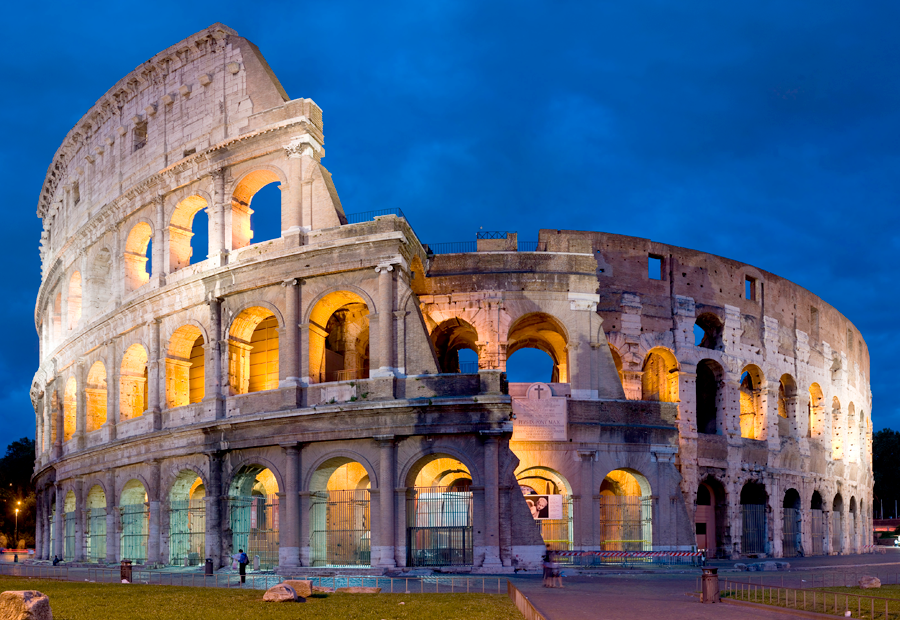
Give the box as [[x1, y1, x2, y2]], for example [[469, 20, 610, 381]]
[[14, 500, 20, 548]]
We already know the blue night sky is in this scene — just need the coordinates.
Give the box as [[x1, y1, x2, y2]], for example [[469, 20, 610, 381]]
[[1, 1, 898, 449]]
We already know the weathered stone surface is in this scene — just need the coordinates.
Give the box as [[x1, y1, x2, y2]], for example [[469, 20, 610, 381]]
[[311, 586, 334, 594], [859, 576, 881, 589], [0, 590, 52, 620], [263, 584, 304, 602], [282, 580, 312, 598], [336, 587, 382, 594]]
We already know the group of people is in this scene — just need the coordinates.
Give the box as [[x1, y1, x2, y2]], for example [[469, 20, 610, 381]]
[[542, 548, 564, 588]]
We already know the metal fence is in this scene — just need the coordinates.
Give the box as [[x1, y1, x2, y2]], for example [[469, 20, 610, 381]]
[[120, 503, 148, 563], [517, 241, 547, 252], [741, 504, 766, 554], [424, 242, 478, 255], [63, 512, 75, 561], [344, 208, 406, 224], [832, 510, 843, 553], [309, 489, 370, 567], [407, 487, 473, 567], [599, 496, 652, 552], [782, 507, 801, 557], [811, 509, 826, 555], [229, 495, 279, 569], [88, 508, 106, 563], [169, 500, 206, 566], [540, 496, 574, 554]]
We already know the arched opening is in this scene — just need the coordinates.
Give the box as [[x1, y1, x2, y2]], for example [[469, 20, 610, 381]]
[[608, 344, 626, 392], [778, 374, 797, 438], [696, 478, 727, 558], [847, 403, 857, 462], [68, 271, 82, 330], [231, 169, 282, 250], [849, 497, 858, 554], [517, 467, 573, 553], [309, 292, 370, 384], [739, 366, 765, 440], [406, 455, 473, 567], [87, 248, 112, 317], [228, 466, 279, 569], [696, 359, 724, 434], [124, 222, 153, 292], [309, 459, 371, 567], [169, 195, 209, 272], [431, 318, 479, 373], [641, 348, 678, 402], [809, 383, 825, 439], [599, 469, 652, 552], [119, 344, 148, 420], [63, 490, 76, 561], [507, 313, 568, 383], [63, 377, 77, 442], [120, 479, 148, 563], [782, 489, 801, 557], [86, 485, 106, 563], [740, 482, 767, 556], [810, 491, 826, 555], [832, 397, 843, 460], [694, 313, 724, 349], [85, 361, 107, 432], [169, 470, 206, 566], [832, 494, 844, 554], [52, 292, 62, 344], [228, 308, 279, 394], [166, 325, 205, 408]]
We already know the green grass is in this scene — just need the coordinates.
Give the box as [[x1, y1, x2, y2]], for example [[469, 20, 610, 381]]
[[0, 577, 521, 620], [723, 583, 900, 619]]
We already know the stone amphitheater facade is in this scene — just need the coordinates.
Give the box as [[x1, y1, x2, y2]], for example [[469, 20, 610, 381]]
[[30, 24, 872, 571]]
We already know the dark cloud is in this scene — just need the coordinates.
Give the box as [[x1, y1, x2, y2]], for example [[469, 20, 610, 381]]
[[3, 1, 897, 450]]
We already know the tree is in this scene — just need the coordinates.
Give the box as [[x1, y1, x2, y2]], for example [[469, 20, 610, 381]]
[[0, 438, 36, 547], [873, 429, 900, 516]]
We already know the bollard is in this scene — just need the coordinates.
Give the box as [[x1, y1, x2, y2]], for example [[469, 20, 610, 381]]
[[701, 567, 720, 603], [205, 558, 214, 576], [120, 560, 133, 583]]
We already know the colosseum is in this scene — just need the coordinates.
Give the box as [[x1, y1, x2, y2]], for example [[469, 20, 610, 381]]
[[30, 24, 872, 572]]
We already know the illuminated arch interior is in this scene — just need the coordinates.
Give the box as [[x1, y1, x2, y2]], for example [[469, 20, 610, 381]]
[[166, 324, 205, 408], [231, 169, 281, 250], [309, 291, 370, 383], [124, 222, 152, 292], [120, 344, 148, 420], [506, 313, 568, 383], [169, 195, 208, 271], [86, 361, 107, 432], [228, 308, 279, 394]]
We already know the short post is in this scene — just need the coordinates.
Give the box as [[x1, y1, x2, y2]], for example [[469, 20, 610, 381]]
[[700, 567, 720, 603]]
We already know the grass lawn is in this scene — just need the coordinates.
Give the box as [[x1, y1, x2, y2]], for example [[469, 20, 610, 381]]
[[723, 583, 900, 619], [0, 576, 521, 620]]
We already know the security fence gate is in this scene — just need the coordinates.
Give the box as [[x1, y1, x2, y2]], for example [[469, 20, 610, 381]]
[[169, 499, 206, 566], [120, 503, 149, 563], [63, 512, 75, 561], [407, 487, 473, 567], [309, 490, 370, 567], [599, 496, 653, 551], [741, 504, 766, 555], [832, 511, 843, 554], [811, 509, 826, 555], [540, 496, 574, 553], [88, 508, 106, 563], [229, 495, 279, 569], [782, 508, 801, 557]]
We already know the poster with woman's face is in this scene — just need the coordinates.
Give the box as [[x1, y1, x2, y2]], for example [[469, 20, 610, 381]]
[[522, 492, 563, 520]]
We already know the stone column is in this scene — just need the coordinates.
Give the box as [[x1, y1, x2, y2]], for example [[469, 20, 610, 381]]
[[34, 490, 43, 559], [299, 491, 312, 567], [577, 451, 596, 548], [209, 168, 228, 266], [43, 491, 52, 559], [74, 360, 87, 449], [53, 379, 64, 460], [205, 452, 224, 567], [75, 478, 86, 561], [106, 470, 118, 562], [281, 140, 306, 242], [152, 195, 166, 285], [481, 431, 502, 567], [42, 383, 53, 455], [54, 485, 65, 559], [280, 279, 300, 388], [372, 263, 395, 377], [375, 436, 396, 567], [279, 444, 301, 569], [106, 339, 119, 441], [147, 460, 161, 564], [148, 320, 162, 430], [205, 297, 225, 419]]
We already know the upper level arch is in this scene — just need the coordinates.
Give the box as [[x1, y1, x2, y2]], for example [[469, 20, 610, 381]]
[[641, 347, 679, 402], [227, 306, 281, 394], [431, 318, 479, 374], [168, 194, 209, 272], [123, 220, 153, 293], [506, 312, 569, 383], [739, 364, 766, 440], [229, 166, 287, 250], [307, 290, 371, 384]]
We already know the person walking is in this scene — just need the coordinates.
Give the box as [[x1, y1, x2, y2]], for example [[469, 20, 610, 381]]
[[237, 548, 249, 584]]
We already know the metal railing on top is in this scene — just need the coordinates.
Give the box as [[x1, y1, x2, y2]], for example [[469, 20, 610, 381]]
[[344, 208, 406, 224], [424, 241, 547, 255]]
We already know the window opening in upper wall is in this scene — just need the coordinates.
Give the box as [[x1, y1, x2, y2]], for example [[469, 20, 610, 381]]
[[745, 276, 756, 301], [72, 182, 80, 206], [648, 255, 662, 280], [133, 122, 147, 152]]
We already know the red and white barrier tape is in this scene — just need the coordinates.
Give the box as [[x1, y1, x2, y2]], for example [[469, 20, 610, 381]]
[[554, 550, 704, 558]]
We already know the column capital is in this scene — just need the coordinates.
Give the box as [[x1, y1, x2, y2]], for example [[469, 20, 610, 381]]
[[479, 429, 504, 442], [374, 263, 395, 273], [284, 134, 322, 159], [281, 278, 299, 287], [576, 450, 597, 462], [374, 434, 396, 447], [280, 442, 299, 454]]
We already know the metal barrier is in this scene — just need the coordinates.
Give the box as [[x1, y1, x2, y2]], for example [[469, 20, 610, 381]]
[[423, 242, 477, 255], [344, 208, 406, 224], [0, 562, 505, 594], [720, 577, 898, 620], [507, 580, 546, 620]]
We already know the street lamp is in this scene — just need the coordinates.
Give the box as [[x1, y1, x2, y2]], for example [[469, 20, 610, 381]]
[[14, 501, 20, 548]]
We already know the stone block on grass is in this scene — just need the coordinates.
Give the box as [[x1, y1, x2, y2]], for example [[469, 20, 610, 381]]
[[859, 576, 881, 589], [282, 580, 313, 598], [263, 584, 305, 602], [0, 590, 52, 620]]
